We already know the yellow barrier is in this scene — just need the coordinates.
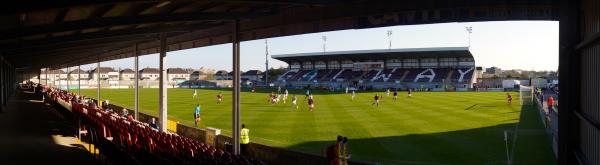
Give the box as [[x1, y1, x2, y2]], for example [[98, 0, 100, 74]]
[[167, 119, 178, 133]]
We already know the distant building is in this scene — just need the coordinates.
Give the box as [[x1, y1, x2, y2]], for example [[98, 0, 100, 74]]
[[183, 68, 195, 74], [41, 69, 66, 81], [215, 70, 231, 80], [68, 69, 89, 80], [89, 67, 119, 80], [485, 67, 502, 74], [474, 66, 484, 79], [190, 70, 207, 80], [167, 68, 190, 81], [119, 68, 136, 80], [241, 70, 263, 82], [139, 68, 160, 80]]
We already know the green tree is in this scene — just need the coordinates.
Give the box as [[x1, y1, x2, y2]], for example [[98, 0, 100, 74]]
[[266, 66, 286, 81]]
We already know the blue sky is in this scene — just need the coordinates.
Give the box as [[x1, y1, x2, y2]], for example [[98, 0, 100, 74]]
[[80, 21, 559, 72]]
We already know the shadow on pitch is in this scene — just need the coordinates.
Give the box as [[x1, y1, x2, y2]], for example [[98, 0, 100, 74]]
[[287, 102, 555, 165]]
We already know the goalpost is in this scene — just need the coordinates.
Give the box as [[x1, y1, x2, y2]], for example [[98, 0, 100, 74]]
[[519, 85, 533, 106]]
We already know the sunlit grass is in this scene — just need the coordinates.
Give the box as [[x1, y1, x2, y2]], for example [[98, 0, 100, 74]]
[[74, 88, 554, 164]]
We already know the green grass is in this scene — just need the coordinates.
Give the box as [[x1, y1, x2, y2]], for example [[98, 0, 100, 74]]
[[73, 88, 555, 164]]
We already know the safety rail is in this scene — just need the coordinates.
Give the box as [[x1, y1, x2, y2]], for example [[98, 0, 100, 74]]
[[533, 93, 558, 157]]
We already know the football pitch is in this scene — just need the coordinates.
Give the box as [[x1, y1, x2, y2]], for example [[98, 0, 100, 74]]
[[73, 88, 555, 164]]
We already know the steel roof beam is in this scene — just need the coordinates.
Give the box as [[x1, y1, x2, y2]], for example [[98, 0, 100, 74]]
[[0, 11, 265, 39], [1, 24, 212, 51], [0, 0, 156, 15]]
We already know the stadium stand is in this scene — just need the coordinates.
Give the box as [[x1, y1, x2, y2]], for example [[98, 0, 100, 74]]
[[44, 87, 264, 165], [273, 47, 476, 89]]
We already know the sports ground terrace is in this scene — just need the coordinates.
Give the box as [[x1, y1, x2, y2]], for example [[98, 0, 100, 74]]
[[0, 0, 598, 165]]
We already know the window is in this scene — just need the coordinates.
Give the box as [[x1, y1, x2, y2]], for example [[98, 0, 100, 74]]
[[302, 61, 313, 70], [439, 58, 457, 67], [403, 59, 419, 68], [459, 57, 474, 62], [327, 61, 340, 69]]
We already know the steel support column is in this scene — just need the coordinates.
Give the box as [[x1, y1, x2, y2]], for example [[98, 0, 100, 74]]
[[158, 34, 168, 132], [37, 69, 41, 89], [53, 69, 56, 88], [1, 56, 4, 111], [78, 65, 81, 95], [232, 20, 241, 155], [97, 56, 101, 104], [558, 0, 580, 164], [134, 43, 139, 120], [4, 62, 7, 104], [6, 62, 10, 101], [58, 66, 62, 90], [10, 64, 13, 97], [45, 68, 48, 86], [3, 60, 7, 105], [66, 65, 70, 92]]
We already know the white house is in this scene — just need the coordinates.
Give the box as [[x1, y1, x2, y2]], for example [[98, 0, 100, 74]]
[[89, 67, 119, 80], [190, 70, 207, 80], [167, 68, 190, 81], [119, 68, 136, 80], [68, 69, 89, 80], [40, 69, 65, 81], [139, 68, 160, 80], [241, 70, 263, 82]]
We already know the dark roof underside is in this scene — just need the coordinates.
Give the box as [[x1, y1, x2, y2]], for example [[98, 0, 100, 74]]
[[0, 0, 558, 72]]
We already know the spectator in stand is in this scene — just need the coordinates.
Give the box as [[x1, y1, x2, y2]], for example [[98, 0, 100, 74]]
[[325, 136, 342, 165], [104, 99, 110, 109], [121, 108, 128, 118], [341, 137, 350, 165], [149, 117, 159, 130], [332, 135, 343, 165], [89, 100, 98, 109]]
